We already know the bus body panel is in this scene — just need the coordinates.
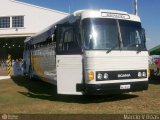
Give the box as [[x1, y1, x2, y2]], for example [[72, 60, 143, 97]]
[[75, 51, 149, 95], [56, 55, 83, 95], [84, 51, 148, 84], [79, 10, 141, 22], [31, 45, 57, 84]]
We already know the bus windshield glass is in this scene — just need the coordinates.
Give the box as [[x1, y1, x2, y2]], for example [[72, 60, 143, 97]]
[[82, 18, 146, 51]]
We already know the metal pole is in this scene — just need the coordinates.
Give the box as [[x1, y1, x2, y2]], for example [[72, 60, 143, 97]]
[[134, 0, 138, 16], [68, 0, 71, 14], [7, 54, 11, 76]]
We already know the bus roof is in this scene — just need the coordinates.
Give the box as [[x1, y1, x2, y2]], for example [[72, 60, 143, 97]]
[[73, 9, 141, 22], [24, 9, 141, 45]]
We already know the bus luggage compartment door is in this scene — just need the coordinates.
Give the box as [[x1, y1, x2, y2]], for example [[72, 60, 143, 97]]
[[56, 55, 83, 95]]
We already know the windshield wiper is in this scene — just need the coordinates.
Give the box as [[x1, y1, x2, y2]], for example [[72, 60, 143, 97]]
[[125, 42, 142, 53], [106, 44, 118, 54]]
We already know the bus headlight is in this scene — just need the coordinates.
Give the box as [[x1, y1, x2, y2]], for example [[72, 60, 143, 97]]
[[96, 72, 109, 80], [97, 73, 103, 80], [142, 72, 146, 77], [138, 71, 147, 78], [88, 71, 94, 81], [104, 73, 109, 79], [138, 72, 142, 77]]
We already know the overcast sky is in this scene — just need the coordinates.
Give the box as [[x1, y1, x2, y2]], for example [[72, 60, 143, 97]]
[[21, 0, 160, 49]]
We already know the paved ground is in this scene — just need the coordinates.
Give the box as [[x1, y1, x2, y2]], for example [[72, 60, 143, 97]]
[[0, 68, 10, 80], [0, 76, 10, 80], [0, 68, 8, 76], [0, 67, 13, 78]]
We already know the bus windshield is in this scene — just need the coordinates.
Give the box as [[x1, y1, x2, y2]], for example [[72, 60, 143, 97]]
[[82, 18, 147, 51]]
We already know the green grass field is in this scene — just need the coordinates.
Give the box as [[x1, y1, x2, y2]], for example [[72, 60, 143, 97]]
[[0, 76, 160, 114]]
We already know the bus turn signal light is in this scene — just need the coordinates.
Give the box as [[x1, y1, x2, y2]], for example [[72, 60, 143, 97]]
[[88, 71, 94, 81]]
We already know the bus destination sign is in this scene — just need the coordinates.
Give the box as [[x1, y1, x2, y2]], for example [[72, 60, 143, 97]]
[[101, 12, 130, 19]]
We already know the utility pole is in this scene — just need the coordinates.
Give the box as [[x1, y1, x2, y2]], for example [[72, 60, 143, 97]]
[[134, 0, 138, 16], [68, 0, 71, 14]]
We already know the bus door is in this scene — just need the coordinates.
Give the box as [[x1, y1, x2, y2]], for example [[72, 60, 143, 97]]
[[56, 24, 83, 95]]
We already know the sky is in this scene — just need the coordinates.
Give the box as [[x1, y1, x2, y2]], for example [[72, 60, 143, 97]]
[[21, 0, 160, 49]]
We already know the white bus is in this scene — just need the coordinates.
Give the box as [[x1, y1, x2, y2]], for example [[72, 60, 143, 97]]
[[23, 9, 149, 95]]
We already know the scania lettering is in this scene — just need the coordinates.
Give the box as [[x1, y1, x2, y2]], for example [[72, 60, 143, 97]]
[[23, 9, 149, 95], [118, 74, 131, 78]]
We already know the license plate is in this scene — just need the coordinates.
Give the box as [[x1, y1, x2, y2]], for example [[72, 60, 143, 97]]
[[120, 85, 131, 90]]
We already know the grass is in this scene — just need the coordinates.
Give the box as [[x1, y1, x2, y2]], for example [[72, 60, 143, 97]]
[[0, 76, 160, 114]]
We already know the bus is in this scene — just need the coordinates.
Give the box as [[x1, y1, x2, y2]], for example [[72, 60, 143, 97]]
[[23, 9, 149, 95]]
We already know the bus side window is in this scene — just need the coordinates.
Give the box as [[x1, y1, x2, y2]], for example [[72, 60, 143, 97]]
[[63, 28, 73, 51], [63, 28, 80, 51], [57, 25, 81, 53]]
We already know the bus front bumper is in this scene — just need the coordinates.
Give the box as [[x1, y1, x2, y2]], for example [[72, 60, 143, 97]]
[[76, 81, 148, 95]]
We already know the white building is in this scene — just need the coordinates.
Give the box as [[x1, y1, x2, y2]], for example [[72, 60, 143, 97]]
[[0, 0, 68, 59]]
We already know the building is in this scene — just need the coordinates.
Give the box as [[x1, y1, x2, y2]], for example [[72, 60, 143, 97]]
[[0, 0, 68, 59]]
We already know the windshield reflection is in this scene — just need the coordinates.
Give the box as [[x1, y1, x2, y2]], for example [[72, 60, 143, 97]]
[[82, 18, 147, 51]]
